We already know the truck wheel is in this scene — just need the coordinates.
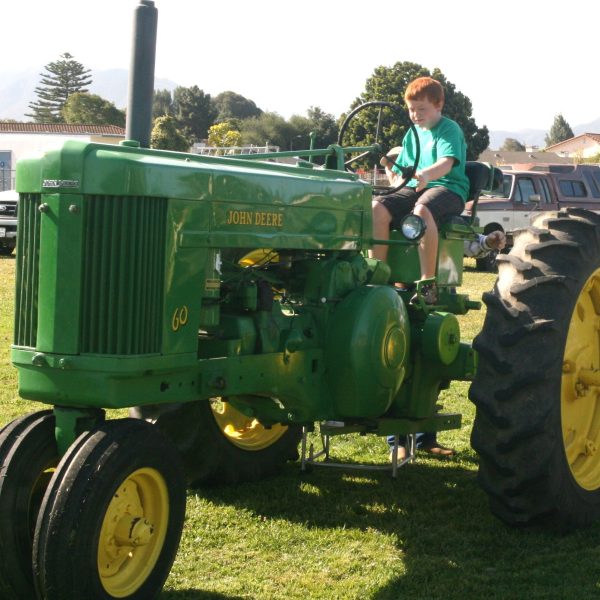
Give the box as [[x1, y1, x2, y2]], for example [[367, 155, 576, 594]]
[[33, 419, 186, 600], [0, 411, 57, 600], [475, 225, 504, 272], [470, 208, 600, 530], [475, 251, 498, 273], [131, 399, 301, 485]]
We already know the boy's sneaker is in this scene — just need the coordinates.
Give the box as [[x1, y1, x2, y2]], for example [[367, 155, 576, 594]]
[[411, 283, 438, 305]]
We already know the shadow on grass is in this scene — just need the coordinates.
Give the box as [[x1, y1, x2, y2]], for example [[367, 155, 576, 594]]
[[160, 591, 245, 599], [192, 456, 600, 599]]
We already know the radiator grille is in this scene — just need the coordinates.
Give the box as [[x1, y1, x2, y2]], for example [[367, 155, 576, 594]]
[[80, 195, 167, 355], [14, 194, 41, 347]]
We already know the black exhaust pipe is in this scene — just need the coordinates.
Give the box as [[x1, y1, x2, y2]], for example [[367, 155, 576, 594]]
[[125, 0, 158, 148]]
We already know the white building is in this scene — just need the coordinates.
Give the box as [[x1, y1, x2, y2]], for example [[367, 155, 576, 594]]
[[0, 122, 125, 190], [545, 133, 600, 160]]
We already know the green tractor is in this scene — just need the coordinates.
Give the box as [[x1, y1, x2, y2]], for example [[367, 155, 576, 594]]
[[2, 2, 600, 599]]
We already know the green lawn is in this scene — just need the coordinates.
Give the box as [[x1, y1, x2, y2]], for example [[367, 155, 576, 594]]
[[2, 256, 600, 600]]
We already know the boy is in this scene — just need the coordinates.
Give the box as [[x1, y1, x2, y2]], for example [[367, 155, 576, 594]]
[[372, 77, 470, 304]]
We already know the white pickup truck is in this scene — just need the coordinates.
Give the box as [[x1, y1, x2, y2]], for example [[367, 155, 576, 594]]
[[0, 190, 18, 256], [465, 164, 600, 270]]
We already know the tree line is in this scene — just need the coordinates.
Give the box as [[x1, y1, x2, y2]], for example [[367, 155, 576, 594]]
[[500, 114, 575, 152], [17, 52, 577, 158]]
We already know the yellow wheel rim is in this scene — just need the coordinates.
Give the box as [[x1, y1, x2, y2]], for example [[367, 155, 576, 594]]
[[98, 468, 169, 598], [210, 399, 287, 451], [29, 463, 56, 536], [562, 268, 600, 490], [239, 249, 279, 267]]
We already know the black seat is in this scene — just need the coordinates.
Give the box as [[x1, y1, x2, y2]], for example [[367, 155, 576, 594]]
[[465, 162, 502, 201], [464, 162, 503, 224]]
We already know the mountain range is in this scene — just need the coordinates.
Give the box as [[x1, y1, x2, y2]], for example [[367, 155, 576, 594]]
[[0, 68, 177, 123], [1, 68, 599, 150]]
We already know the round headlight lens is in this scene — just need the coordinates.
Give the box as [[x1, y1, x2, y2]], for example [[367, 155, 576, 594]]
[[400, 214, 426, 241]]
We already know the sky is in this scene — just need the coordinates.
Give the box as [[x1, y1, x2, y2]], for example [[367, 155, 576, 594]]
[[3, 0, 599, 132]]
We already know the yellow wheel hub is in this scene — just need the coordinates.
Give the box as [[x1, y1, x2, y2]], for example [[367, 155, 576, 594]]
[[562, 268, 600, 490], [210, 399, 287, 451], [98, 467, 169, 597]]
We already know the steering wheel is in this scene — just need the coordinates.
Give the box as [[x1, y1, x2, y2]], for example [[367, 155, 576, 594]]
[[337, 101, 420, 196]]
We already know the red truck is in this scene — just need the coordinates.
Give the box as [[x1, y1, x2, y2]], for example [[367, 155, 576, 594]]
[[466, 163, 600, 270]]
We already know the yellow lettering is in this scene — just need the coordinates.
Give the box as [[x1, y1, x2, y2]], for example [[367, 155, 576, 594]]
[[276, 214, 283, 227], [232, 211, 239, 224], [266, 213, 272, 226], [226, 210, 233, 225]]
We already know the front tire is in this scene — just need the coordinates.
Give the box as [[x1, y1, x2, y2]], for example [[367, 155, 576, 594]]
[[0, 411, 57, 600], [33, 419, 186, 600], [470, 208, 600, 529]]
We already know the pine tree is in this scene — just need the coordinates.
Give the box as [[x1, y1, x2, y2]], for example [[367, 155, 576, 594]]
[[27, 53, 92, 123], [545, 114, 574, 147]]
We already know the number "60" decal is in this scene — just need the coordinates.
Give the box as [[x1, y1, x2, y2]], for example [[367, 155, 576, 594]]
[[171, 305, 189, 331]]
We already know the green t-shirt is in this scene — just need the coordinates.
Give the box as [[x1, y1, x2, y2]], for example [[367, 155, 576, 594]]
[[393, 116, 470, 201]]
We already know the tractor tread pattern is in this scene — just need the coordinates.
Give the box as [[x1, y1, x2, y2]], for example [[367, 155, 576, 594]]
[[469, 209, 600, 530]]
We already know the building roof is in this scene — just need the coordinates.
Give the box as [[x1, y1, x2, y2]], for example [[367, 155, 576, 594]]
[[478, 149, 574, 167], [545, 133, 600, 151], [0, 122, 125, 136]]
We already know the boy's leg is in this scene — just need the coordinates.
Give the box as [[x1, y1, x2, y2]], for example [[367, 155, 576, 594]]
[[371, 190, 417, 262], [371, 200, 393, 261], [413, 204, 438, 279], [413, 187, 464, 279]]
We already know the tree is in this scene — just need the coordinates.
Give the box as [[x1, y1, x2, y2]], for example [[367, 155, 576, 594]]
[[27, 53, 92, 123], [153, 89, 173, 119], [172, 86, 218, 142], [240, 112, 295, 149], [289, 106, 338, 151], [62, 93, 125, 127], [213, 91, 262, 122], [150, 116, 189, 151], [545, 114, 574, 147], [207, 122, 242, 152], [500, 138, 526, 152], [341, 61, 489, 161]]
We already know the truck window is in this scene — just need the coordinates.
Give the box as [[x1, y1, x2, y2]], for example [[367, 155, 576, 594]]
[[583, 171, 600, 198], [515, 177, 536, 204], [502, 175, 512, 198], [539, 178, 552, 203], [559, 180, 587, 198]]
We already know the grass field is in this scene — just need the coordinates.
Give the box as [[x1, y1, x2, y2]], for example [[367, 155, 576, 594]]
[[2, 255, 600, 600]]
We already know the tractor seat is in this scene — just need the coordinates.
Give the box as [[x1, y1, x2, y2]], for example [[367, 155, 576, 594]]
[[465, 161, 503, 201], [463, 162, 503, 225]]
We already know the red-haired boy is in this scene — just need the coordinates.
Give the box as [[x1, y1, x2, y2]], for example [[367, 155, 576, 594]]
[[372, 76, 470, 304]]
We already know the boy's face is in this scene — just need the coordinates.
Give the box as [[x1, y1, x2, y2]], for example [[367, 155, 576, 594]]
[[406, 98, 442, 129]]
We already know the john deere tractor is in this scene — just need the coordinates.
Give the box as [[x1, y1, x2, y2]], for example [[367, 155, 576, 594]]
[[1, 2, 600, 599]]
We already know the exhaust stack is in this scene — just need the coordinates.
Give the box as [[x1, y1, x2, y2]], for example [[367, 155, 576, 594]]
[[125, 0, 158, 147]]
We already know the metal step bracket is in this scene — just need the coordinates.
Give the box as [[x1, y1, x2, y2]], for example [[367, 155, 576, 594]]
[[300, 423, 416, 478]]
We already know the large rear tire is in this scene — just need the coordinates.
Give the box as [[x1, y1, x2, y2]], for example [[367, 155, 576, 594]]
[[33, 418, 186, 600], [131, 399, 301, 485], [470, 208, 600, 529]]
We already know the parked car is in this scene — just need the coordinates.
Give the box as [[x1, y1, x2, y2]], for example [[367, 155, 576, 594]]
[[465, 164, 600, 270], [0, 190, 18, 256]]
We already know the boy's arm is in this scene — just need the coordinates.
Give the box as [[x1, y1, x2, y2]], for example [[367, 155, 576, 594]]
[[380, 156, 407, 186], [414, 157, 455, 192]]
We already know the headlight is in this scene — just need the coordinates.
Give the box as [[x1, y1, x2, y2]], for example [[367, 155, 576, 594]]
[[400, 214, 426, 241]]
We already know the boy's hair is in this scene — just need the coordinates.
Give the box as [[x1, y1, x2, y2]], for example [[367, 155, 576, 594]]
[[404, 77, 444, 107]]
